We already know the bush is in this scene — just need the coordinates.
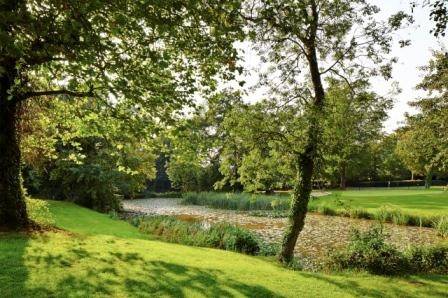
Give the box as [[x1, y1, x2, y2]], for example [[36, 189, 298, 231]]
[[26, 198, 55, 227], [327, 226, 448, 275], [406, 245, 448, 274], [258, 242, 280, 256], [137, 215, 262, 255], [212, 223, 260, 254], [49, 163, 123, 213], [327, 226, 408, 275], [434, 216, 448, 238]]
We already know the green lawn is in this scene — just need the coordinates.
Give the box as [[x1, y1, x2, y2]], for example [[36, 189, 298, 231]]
[[0, 200, 447, 297], [310, 188, 448, 216]]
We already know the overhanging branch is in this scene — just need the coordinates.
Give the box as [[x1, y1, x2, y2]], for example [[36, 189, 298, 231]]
[[20, 88, 95, 100]]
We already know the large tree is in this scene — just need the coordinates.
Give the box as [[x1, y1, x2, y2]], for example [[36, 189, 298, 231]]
[[166, 91, 243, 192], [396, 51, 448, 187], [244, 0, 409, 262], [0, 0, 243, 228], [218, 99, 300, 193], [322, 79, 392, 189]]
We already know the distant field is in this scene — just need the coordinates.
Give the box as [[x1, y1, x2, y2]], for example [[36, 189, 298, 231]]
[[310, 188, 448, 217]]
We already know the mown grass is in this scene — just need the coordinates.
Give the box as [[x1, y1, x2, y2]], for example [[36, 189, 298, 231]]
[[311, 188, 448, 216], [309, 189, 448, 232], [1, 198, 448, 297]]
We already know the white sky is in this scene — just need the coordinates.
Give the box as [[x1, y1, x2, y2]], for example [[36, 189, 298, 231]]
[[234, 0, 447, 133]]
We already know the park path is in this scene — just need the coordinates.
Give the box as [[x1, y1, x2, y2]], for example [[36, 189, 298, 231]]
[[123, 198, 441, 269]]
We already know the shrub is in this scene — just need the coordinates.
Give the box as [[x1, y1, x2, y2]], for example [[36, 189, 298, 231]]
[[137, 215, 262, 255], [434, 216, 448, 238], [327, 226, 408, 275], [258, 242, 280, 256], [213, 223, 260, 254], [26, 198, 55, 227], [327, 226, 448, 275], [406, 245, 448, 274]]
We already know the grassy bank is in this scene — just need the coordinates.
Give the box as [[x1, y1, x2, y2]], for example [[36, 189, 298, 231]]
[[1, 199, 448, 297]]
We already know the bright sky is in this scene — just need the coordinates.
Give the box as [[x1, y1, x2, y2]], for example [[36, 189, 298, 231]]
[[235, 0, 447, 133]]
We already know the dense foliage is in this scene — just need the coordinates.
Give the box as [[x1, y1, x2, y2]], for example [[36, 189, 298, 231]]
[[1, 0, 245, 225], [327, 226, 448, 275], [22, 98, 157, 211], [397, 51, 448, 188]]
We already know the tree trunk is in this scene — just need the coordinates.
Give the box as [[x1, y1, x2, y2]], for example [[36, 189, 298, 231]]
[[279, 145, 316, 263], [279, 28, 325, 263], [424, 170, 432, 189], [339, 163, 347, 190], [0, 69, 28, 229]]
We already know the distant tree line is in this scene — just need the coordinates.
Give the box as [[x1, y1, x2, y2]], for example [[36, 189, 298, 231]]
[[162, 53, 448, 193]]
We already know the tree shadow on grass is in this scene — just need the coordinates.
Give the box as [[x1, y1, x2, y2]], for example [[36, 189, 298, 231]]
[[1, 234, 281, 297], [0, 234, 29, 297], [300, 272, 448, 298], [124, 260, 281, 298]]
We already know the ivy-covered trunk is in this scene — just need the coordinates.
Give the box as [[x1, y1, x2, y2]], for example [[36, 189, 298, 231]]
[[0, 71, 28, 229], [279, 40, 325, 263], [279, 142, 316, 263]]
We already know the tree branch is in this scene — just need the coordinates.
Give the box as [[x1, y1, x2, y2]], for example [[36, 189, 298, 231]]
[[21, 88, 94, 100]]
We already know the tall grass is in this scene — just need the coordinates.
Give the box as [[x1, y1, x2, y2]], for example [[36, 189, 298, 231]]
[[181, 192, 290, 211], [134, 215, 277, 255], [434, 216, 448, 238], [181, 192, 447, 231], [309, 203, 440, 229], [144, 191, 182, 198]]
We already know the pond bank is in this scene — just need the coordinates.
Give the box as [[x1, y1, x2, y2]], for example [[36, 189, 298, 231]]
[[123, 198, 442, 269]]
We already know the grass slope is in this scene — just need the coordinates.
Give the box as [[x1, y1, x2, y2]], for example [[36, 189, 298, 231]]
[[0, 200, 447, 297], [311, 188, 448, 216]]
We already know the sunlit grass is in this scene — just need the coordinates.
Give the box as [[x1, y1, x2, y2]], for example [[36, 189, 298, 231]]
[[0, 199, 447, 297]]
